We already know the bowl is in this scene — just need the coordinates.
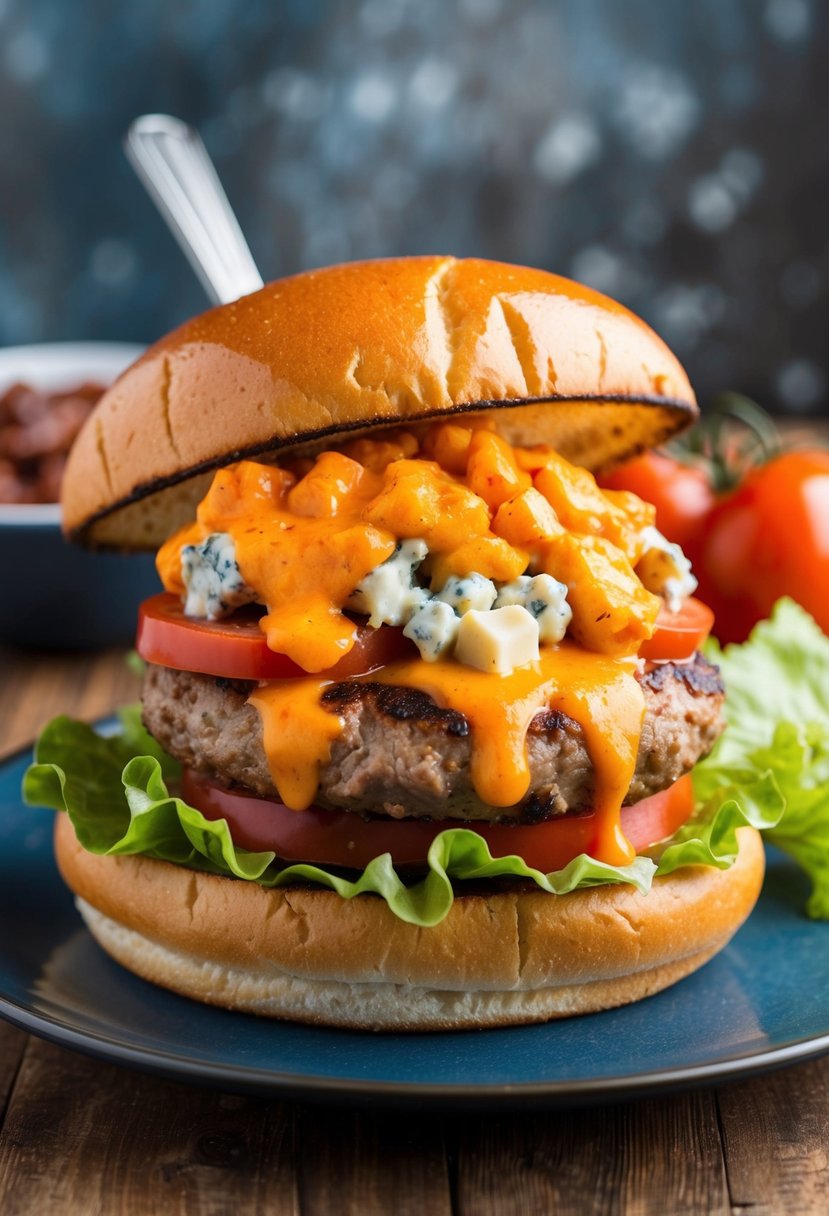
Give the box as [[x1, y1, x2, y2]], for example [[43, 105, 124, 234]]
[[0, 342, 161, 650]]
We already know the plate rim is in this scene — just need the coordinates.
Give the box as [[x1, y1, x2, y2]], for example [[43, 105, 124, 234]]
[[1, 989, 829, 1108], [3, 730, 829, 1108]]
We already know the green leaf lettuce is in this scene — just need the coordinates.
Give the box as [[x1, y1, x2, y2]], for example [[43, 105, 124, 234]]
[[697, 599, 829, 918]]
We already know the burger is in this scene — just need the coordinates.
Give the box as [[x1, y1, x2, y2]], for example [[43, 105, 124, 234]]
[[28, 257, 765, 1030]]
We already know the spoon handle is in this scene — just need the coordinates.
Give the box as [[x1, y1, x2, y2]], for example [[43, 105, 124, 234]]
[[124, 114, 264, 306]]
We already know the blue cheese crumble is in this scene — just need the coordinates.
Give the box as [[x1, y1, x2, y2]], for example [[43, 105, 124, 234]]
[[177, 528, 581, 674], [455, 605, 540, 673], [495, 574, 572, 644], [181, 532, 257, 620], [346, 539, 430, 628], [402, 599, 460, 662], [435, 573, 497, 616]]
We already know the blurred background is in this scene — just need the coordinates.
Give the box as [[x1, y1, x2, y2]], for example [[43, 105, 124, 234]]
[[0, 0, 826, 413]]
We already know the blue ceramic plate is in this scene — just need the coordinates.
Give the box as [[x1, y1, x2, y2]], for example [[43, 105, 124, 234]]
[[1, 734, 827, 1108]]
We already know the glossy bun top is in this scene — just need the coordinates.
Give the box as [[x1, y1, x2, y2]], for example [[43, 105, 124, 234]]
[[61, 256, 696, 548]]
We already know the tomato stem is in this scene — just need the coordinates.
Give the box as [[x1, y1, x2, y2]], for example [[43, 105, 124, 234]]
[[668, 393, 782, 494]]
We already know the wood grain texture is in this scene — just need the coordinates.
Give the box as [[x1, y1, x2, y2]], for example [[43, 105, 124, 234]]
[[718, 1058, 829, 1215], [454, 1092, 730, 1216], [0, 1038, 299, 1216], [298, 1106, 452, 1216], [0, 1023, 26, 1125], [0, 645, 140, 759]]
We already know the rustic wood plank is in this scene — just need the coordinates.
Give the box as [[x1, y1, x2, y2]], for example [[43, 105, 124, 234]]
[[0, 647, 140, 759], [298, 1105, 452, 1216], [0, 1038, 299, 1216], [454, 1091, 730, 1216], [718, 1057, 829, 1215], [0, 1023, 26, 1124]]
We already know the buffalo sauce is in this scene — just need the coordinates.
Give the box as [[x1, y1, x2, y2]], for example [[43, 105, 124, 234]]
[[248, 645, 644, 868], [248, 678, 343, 812], [157, 455, 398, 672], [157, 425, 665, 867], [369, 646, 644, 866]]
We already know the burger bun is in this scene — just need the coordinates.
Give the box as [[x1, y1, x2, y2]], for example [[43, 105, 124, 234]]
[[55, 814, 764, 1031]]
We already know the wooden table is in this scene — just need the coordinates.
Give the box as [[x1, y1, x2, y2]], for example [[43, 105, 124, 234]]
[[1, 647, 828, 1215]]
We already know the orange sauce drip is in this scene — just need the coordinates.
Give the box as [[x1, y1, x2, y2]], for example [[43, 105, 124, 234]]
[[250, 643, 644, 866], [160, 426, 663, 866], [369, 645, 643, 866], [157, 457, 397, 671], [248, 679, 342, 811], [156, 426, 661, 671]]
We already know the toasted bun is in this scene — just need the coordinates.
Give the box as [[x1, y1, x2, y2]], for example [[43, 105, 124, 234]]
[[62, 257, 696, 548], [55, 815, 764, 1031]]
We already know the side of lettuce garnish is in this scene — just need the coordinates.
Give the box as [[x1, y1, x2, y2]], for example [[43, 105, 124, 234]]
[[22, 598, 829, 926], [695, 599, 829, 918]]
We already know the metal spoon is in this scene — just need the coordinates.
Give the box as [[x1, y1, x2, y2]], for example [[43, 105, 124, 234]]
[[124, 113, 264, 306]]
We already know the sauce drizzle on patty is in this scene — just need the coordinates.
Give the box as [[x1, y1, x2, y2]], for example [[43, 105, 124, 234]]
[[249, 644, 644, 868]]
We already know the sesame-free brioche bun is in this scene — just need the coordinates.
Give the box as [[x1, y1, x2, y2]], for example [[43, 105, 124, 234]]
[[55, 814, 764, 1031], [61, 256, 696, 549]]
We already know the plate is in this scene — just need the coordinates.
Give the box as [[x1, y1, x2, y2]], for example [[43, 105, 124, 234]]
[[1, 735, 828, 1109]]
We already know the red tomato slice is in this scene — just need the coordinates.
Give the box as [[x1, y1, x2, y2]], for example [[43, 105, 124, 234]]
[[138, 590, 712, 681], [639, 597, 714, 662], [137, 593, 415, 681], [181, 769, 695, 873]]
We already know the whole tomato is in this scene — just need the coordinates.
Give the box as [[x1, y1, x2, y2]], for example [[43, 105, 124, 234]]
[[599, 451, 715, 555], [693, 450, 829, 644]]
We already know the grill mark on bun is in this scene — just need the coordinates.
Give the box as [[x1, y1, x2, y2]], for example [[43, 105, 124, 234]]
[[62, 257, 699, 548]]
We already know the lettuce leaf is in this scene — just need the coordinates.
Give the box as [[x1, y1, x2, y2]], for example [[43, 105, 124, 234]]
[[24, 713, 658, 926], [17, 712, 780, 928], [697, 599, 829, 918]]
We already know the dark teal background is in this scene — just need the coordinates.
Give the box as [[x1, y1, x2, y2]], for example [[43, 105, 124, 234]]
[[1, 0, 826, 412]]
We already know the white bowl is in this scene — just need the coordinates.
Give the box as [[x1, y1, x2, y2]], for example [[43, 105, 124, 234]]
[[0, 342, 161, 649]]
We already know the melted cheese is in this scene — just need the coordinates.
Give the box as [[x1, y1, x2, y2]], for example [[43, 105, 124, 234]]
[[158, 425, 672, 866], [156, 424, 662, 670], [158, 457, 397, 671], [248, 679, 343, 811], [250, 643, 644, 867]]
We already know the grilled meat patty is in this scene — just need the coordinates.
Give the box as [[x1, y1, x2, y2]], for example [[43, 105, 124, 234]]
[[142, 656, 724, 823]]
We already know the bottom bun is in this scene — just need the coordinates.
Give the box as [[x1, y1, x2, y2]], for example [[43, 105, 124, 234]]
[[55, 815, 765, 1031]]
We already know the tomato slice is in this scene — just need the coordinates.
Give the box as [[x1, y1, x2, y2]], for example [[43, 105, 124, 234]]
[[137, 593, 415, 681], [639, 597, 714, 662], [138, 590, 713, 680], [181, 769, 695, 873]]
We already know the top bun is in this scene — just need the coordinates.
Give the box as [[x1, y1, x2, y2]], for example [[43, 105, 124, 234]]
[[62, 257, 696, 548]]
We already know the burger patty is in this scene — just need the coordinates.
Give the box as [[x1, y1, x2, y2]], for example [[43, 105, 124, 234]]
[[142, 656, 724, 824]]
